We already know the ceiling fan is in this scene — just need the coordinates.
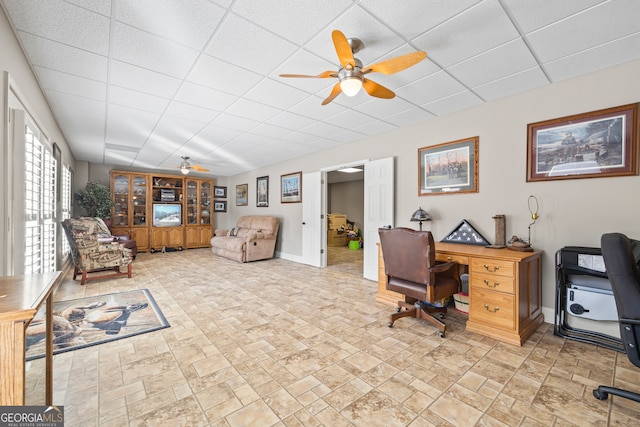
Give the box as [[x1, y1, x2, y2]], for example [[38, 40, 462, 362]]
[[176, 156, 210, 175], [280, 29, 426, 105]]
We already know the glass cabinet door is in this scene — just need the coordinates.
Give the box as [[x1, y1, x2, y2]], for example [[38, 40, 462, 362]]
[[186, 180, 198, 225], [200, 182, 211, 225], [132, 175, 147, 226], [112, 174, 129, 227]]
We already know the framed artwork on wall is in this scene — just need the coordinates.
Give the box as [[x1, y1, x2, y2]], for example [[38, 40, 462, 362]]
[[281, 171, 302, 203], [418, 136, 479, 196], [213, 201, 227, 212], [527, 103, 639, 182], [213, 186, 227, 199], [256, 176, 269, 207], [236, 184, 248, 206]]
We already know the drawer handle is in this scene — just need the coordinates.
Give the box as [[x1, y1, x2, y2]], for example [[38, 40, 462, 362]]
[[483, 264, 500, 272], [483, 279, 499, 288], [447, 256, 452, 261], [484, 303, 500, 313]]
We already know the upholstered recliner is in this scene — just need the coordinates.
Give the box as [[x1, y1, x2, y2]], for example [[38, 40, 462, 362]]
[[62, 217, 134, 285], [211, 216, 279, 262]]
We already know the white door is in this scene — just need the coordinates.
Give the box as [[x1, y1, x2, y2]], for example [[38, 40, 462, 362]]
[[301, 171, 322, 267], [363, 157, 394, 280]]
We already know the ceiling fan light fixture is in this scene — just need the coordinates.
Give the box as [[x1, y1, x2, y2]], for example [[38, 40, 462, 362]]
[[340, 76, 363, 97], [180, 165, 190, 175]]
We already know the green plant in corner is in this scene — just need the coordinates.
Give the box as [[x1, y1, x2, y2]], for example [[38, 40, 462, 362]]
[[75, 182, 113, 218]]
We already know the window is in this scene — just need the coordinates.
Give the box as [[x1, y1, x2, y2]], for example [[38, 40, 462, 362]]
[[24, 120, 56, 274], [61, 164, 72, 257]]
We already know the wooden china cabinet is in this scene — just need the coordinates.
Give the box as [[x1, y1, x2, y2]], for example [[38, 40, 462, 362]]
[[185, 178, 213, 248], [110, 171, 214, 253], [110, 171, 150, 251]]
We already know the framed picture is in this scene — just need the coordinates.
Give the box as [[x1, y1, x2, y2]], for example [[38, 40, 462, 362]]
[[236, 184, 248, 206], [527, 103, 639, 182], [418, 136, 479, 196], [213, 201, 227, 212], [256, 176, 269, 207], [281, 171, 302, 203], [213, 186, 227, 199]]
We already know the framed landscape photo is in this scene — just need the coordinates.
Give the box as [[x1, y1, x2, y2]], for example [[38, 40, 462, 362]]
[[281, 171, 302, 203], [236, 184, 248, 206], [256, 176, 269, 207], [213, 201, 227, 212], [527, 103, 639, 182], [419, 136, 479, 196], [213, 186, 227, 199]]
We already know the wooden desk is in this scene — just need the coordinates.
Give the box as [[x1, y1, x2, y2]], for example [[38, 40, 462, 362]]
[[377, 242, 543, 346], [0, 272, 63, 405]]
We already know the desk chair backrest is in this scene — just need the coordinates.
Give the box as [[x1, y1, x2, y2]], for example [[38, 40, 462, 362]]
[[379, 227, 435, 285], [601, 232, 640, 368]]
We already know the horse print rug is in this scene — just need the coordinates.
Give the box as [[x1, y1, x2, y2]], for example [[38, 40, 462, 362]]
[[26, 289, 170, 361]]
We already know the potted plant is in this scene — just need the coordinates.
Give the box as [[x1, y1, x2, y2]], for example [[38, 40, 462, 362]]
[[75, 182, 113, 218]]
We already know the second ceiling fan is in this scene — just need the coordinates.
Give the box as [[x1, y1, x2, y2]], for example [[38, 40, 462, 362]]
[[280, 30, 426, 105]]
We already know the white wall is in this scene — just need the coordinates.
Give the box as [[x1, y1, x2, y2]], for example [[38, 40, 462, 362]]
[[329, 180, 364, 233]]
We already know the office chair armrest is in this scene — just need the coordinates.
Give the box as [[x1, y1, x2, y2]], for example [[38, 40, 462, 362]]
[[430, 261, 457, 274]]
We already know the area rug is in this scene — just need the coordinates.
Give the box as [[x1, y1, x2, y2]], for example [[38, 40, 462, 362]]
[[26, 289, 170, 361]]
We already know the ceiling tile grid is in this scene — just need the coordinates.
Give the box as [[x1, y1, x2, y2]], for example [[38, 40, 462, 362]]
[[1, 0, 639, 176]]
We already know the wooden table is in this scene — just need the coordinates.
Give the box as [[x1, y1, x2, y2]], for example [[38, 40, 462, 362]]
[[377, 242, 543, 346], [0, 272, 63, 405]]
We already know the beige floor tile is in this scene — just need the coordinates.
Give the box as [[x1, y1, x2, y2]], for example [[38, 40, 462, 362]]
[[38, 249, 640, 426]]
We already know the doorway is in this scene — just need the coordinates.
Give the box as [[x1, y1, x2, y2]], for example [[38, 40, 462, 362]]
[[326, 167, 364, 276]]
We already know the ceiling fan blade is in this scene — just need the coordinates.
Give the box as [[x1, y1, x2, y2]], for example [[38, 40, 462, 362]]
[[363, 79, 395, 99], [321, 82, 343, 105], [363, 51, 427, 75], [332, 30, 355, 69], [279, 70, 338, 79], [191, 165, 210, 172]]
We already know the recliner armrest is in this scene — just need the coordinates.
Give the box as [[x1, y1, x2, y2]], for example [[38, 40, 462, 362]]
[[214, 229, 230, 237]]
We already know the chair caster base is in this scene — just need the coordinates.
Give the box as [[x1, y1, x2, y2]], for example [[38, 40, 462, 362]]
[[388, 322, 394, 328], [593, 388, 608, 400], [438, 331, 445, 338]]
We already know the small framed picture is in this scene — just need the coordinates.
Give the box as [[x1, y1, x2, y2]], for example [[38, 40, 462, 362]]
[[213, 201, 227, 212], [418, 136, 479, 196], [214, 186, 227, 199], [256, 176, 269, 207], [281, 171, 302, 203], [236, 184, 248, 206]]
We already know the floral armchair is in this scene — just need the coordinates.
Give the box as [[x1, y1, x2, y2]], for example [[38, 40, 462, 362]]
[[62, 217, 133, 285]]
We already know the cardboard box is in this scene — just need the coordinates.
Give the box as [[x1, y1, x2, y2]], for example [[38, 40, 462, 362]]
[[328, 213, 347, 230], [327, 228, 347, 246]]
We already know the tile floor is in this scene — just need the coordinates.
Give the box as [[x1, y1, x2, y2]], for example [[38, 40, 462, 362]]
[[25, 248, 640, 426]]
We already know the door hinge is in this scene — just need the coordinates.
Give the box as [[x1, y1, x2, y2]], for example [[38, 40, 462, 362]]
[[320, 249, 324, 254], [320, 213, 324, 219]]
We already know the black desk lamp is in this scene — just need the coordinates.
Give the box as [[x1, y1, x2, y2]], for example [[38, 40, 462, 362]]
[[410, 207, 431, 231]]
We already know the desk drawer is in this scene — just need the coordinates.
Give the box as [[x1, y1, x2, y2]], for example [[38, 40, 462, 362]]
[[470, 258, 515, 278], [436, 253, 469, 265], [471, 272, 515, 294], [469, 288, 515, 330]]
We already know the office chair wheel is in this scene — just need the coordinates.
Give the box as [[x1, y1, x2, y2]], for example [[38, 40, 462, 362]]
[[439, 313, 446, 319], [388, 321, 394, 328], [438, 331, 445, 338], [396, 307, 402, 313], [593, 388, 608, 400]]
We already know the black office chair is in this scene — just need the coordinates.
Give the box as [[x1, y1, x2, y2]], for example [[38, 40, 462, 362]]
[[378, 227, 460, 337], [593, 233, 640, 403]]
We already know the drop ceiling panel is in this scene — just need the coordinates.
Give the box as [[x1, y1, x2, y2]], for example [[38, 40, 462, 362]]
[[116, 0, 224, 50], [244, 78, 310, 110], [35, 66, 106, 101], [210, 113, 260, 133], [473, 67, 549, 102], [17, 32, 108, 81], [110, 60, 181, 99], [352, 119, 396, 136], [502, 0, 606, 33], [248, 123, 293, 139], [266, 111, 316, 130], [195, 125, 243, 147], [326, 109, 378, 130], [46, 91, 105, 140], [149, 116, 207, 151], [225, 99, 281, 122], [360, 0, 480, 40], [188, 54, 264, 96], [174, 82, 238, 112], [385, 107, 434, 128], [206, 14, 298, 73], [112, 22, 199, 78], [232, 0, 353, 45], [395, 71, 467, 106], [413, 0, 519, 67], [355, 97, 416, 120], [164, 102, 219, 124], [108, 86, 170, 114], [526, 0, 640, 63], [3, 0, 109, 54], [422, 91, 484, 116], [447, 39, 540, 88], [106, 105, 160, 148]]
